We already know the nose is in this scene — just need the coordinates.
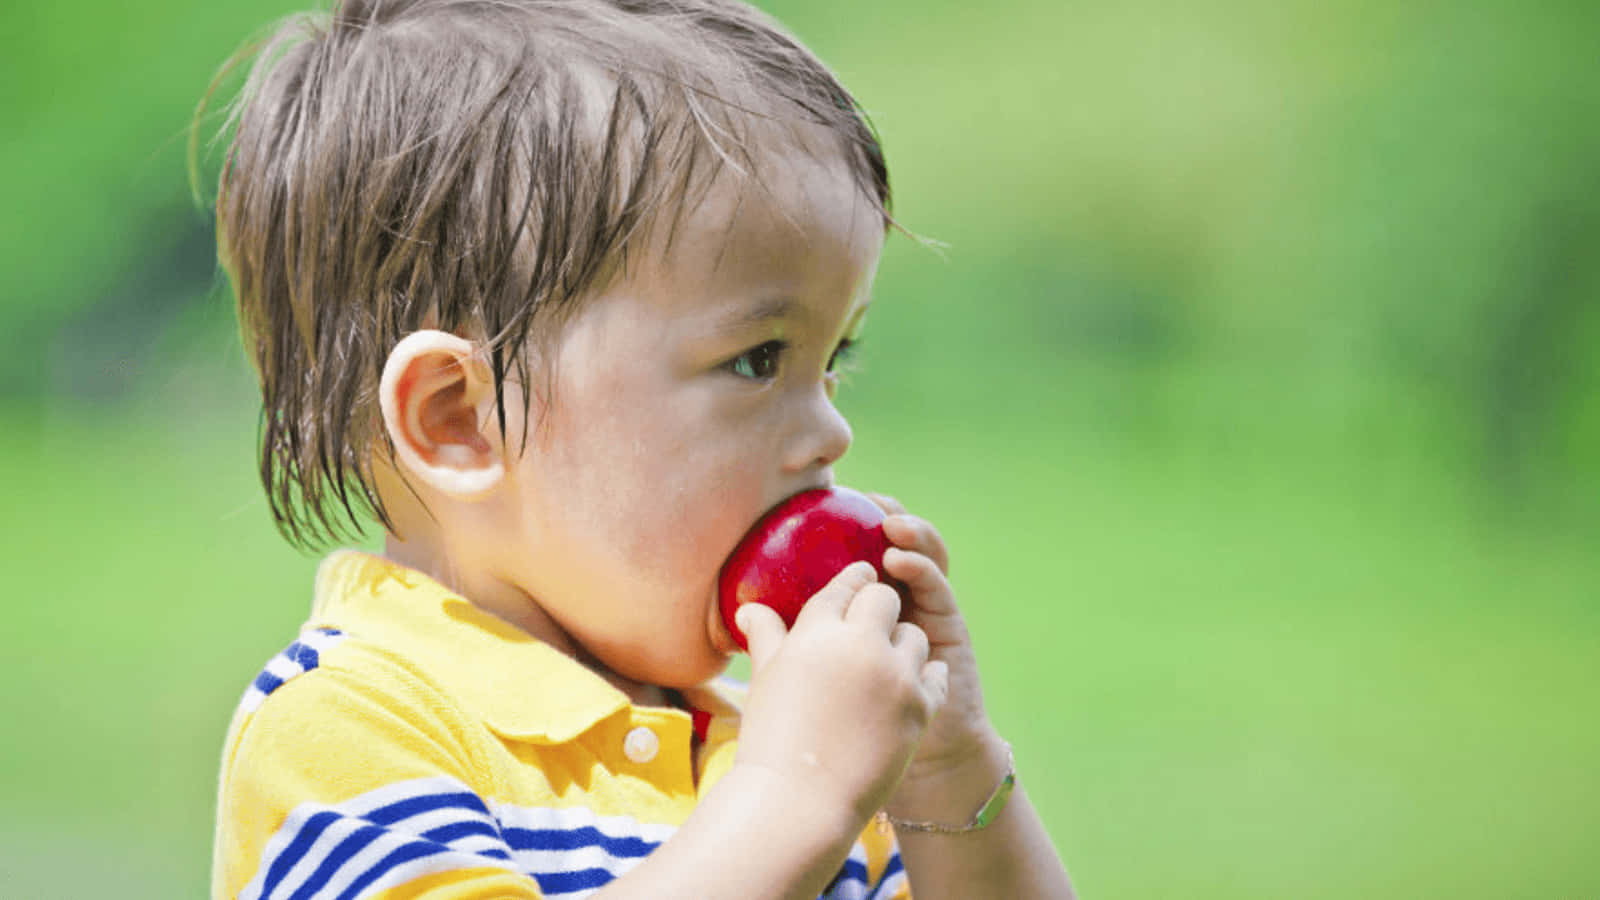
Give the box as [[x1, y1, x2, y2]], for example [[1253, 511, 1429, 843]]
[[783, 388, 853, 474]]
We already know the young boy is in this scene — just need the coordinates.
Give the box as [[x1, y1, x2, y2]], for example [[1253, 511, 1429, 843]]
[[204, 1, 1074, 897]]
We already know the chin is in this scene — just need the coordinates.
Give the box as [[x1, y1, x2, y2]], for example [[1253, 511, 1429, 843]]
[[635, 645, 732, 690]]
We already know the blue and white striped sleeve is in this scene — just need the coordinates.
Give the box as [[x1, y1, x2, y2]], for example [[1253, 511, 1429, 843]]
[[214, 649, 546, 899], [238, 777, 531, 899]]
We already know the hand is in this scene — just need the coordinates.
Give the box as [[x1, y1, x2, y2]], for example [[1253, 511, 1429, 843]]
[[733, 561, 949, 826], [867, 494, 1007, 816]]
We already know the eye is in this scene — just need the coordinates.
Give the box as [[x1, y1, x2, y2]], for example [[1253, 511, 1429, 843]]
[[725, 340, 787, 381], [826, 338, 859, 374]]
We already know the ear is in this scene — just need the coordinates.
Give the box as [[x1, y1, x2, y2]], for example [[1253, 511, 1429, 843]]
[[379, 330, 506, 499]]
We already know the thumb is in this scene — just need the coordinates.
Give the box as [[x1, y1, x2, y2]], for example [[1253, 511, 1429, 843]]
[[737, 603, 788, 671]]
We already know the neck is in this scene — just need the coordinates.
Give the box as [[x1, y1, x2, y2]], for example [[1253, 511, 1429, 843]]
[[381, 532, 672, 709]]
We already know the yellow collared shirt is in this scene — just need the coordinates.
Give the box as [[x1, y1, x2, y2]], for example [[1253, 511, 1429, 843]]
[[212, 551, 909, 899]]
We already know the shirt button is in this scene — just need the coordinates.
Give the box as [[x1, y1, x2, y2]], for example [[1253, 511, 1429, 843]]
[[623, 726, 659, 764]]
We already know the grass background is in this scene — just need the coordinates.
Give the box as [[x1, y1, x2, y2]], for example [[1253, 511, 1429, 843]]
[[2, 0, 1598, 896]]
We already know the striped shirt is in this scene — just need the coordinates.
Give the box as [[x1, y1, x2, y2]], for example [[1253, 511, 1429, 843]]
[[212, 550, 909, 899]]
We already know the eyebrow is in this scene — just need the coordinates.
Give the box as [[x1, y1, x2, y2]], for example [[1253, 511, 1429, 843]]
[[709, 295, 808, 336], [706, 294, 874, 341]]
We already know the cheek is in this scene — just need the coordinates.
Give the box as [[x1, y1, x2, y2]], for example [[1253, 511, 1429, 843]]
[[534, 359, 778, 593], [607, 445, 752, 584], [540, 401, 742, 583]]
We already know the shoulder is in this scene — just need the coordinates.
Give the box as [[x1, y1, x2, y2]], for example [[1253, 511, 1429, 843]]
[[213, 628, 515, 899], [220, 626, 491, 783], [234, 626, 348, 717]]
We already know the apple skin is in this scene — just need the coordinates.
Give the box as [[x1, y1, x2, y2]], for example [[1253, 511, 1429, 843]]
[[719, 486, 893, 651]]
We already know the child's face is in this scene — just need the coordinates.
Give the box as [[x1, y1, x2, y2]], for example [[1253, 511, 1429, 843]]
[[495, 154, 883, 689]]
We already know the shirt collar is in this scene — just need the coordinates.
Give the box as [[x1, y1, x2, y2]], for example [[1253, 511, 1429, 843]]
[[307, 550, 635, 744]]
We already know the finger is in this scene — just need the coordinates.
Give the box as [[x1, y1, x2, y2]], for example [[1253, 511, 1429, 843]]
[[882, 514, 950, 575], [866, 492, 908, 517], [882, 547, 959, 617], [890, 621, 930, 669], [795, 560, 878, 623], [737, 603, 788, 670], [842, 582, 901, 633]]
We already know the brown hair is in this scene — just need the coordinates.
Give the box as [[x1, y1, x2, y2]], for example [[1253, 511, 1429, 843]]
[[192, 0, 892, 549]]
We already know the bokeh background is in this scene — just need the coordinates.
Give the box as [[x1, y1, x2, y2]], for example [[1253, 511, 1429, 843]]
[[3, 0, 1597, 896]]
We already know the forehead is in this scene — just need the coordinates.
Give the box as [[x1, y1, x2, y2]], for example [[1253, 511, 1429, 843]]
[[629, 148, 886, 315]]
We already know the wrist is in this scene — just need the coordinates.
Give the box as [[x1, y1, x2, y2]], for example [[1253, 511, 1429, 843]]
[[627, 763, 864, 900], [721, 760, 865, 846], [884, 726, 1011, 825]]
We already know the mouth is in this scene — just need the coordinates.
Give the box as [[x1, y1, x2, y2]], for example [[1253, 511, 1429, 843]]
[[704, 483, 834, 658]]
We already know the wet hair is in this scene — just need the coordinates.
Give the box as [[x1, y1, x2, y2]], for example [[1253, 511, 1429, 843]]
[[192, 0, 892, 548]]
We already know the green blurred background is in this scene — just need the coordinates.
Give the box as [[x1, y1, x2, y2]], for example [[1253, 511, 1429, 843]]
[[3, 0, 1597, 896]]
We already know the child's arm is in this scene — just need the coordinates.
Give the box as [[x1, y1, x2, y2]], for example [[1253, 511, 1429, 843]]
[[889, 730, 1075, 898], [590, 561, 947, 900], [873, 498, 1078, 900], [609, 505, 1076, 900], [585, 759, 864, 900]]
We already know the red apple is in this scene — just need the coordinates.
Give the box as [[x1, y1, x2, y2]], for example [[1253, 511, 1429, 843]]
[[719, 486, 893, 651]]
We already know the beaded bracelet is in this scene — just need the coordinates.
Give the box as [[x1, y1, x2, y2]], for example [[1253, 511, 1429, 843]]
[[877, 743, 1016, 834]]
